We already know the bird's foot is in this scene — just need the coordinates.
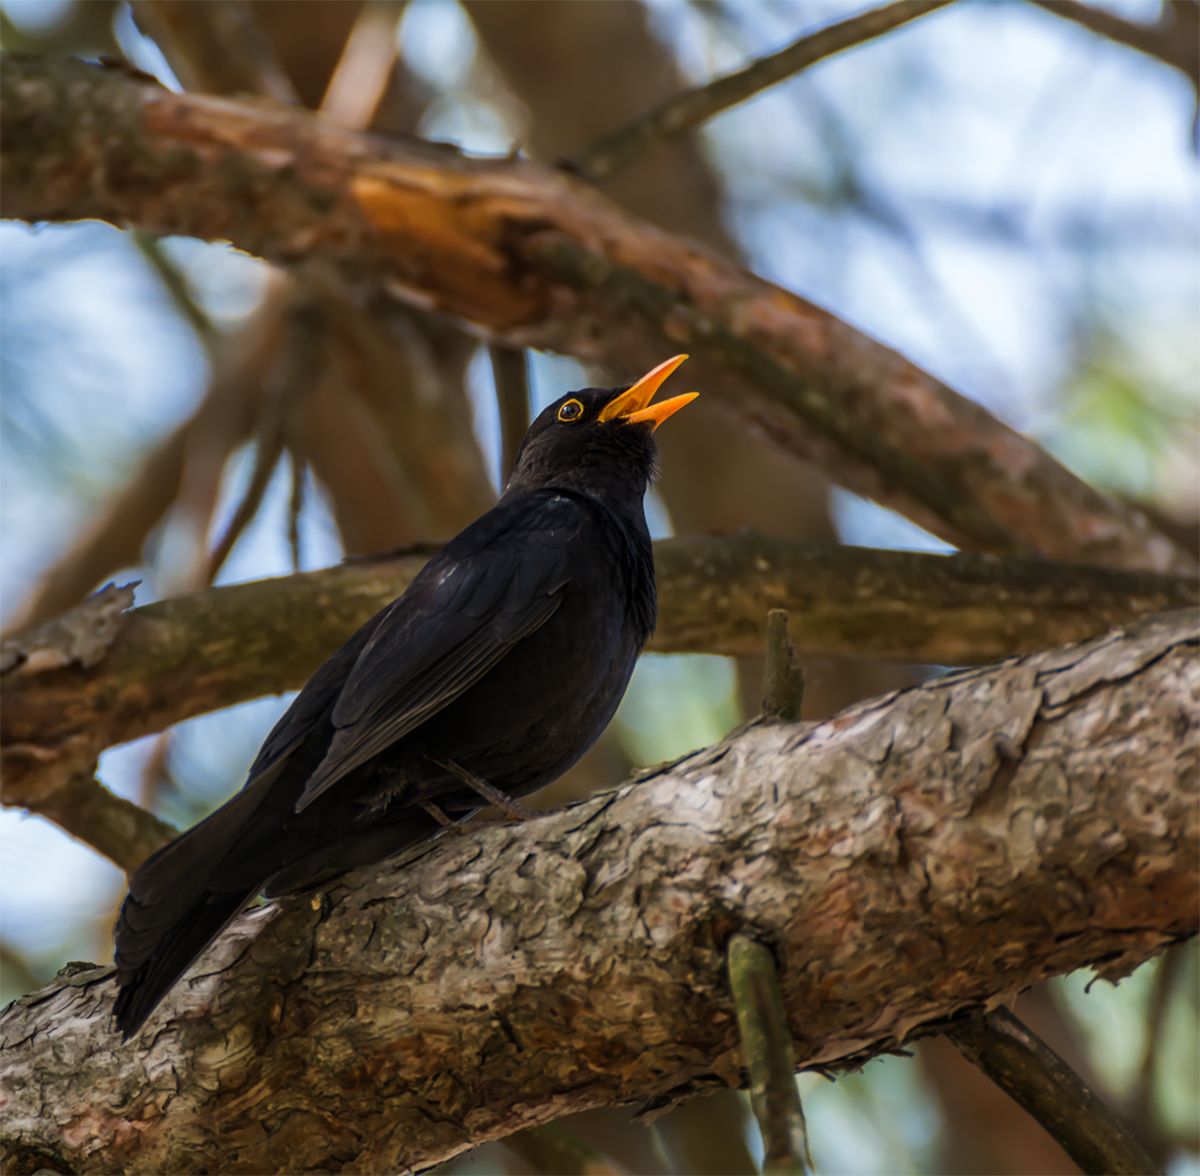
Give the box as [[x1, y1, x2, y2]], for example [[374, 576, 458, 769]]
[[431, 758, 537, 822]]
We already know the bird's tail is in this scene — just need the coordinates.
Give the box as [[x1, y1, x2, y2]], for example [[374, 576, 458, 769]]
[[113, 887, 252, 1038], [112, 771, 277, 1038]]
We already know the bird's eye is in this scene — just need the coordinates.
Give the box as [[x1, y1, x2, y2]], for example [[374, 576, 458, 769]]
[[557, 399, 584, 423]]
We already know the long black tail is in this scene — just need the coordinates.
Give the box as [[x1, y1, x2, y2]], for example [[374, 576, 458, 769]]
[[113, 887, 252, 1038], [111, 766, 445, 1038], [111, 774, 275, 1038]]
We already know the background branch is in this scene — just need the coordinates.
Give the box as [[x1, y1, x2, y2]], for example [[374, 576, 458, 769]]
[[2, 609, 1194, 1175], [1026, 0, 1199, 93], [3, 537, 1194, 860], [949, 1007, 1162, 1175], [2, 55, 1189, 573], [568, 0, 953, 183]]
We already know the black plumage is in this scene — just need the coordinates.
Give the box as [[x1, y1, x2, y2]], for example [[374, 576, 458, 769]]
[[112, 356, 696, 1037]]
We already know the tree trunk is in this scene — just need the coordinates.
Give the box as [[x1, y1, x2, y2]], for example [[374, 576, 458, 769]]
[[2, 610, 1195, 1175]]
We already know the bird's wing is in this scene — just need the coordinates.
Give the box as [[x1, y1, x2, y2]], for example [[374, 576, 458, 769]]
[[293, 492, 584, 811], [242, 610, 390, 786]]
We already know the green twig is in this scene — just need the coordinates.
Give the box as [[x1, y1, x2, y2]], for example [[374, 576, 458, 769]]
[[761, 609, 804, 723], [567, 1, 954, 183], [728, 934, 816, 1175], [948, 1006, 1162, 1176]]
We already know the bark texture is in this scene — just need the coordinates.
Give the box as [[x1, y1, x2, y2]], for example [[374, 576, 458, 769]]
[[1, 54, 1189, 572], [1, 611, 1195, 1175]]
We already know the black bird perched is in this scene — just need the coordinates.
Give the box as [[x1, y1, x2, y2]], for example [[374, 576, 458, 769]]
[[113, 355, 696, 1037]]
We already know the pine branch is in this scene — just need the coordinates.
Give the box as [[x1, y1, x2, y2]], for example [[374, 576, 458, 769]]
[[2, 538, 1194, 870], [1, 610, 1195, 1174]]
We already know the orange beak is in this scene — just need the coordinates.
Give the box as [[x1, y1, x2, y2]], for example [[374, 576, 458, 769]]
[[597, 354, 697, 430]]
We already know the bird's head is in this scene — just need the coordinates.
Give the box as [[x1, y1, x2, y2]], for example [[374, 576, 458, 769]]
[[504, 355, 697, 502]]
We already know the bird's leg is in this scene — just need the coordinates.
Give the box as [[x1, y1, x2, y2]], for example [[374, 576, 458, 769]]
[[419, 799, 465, 833], [430, 757, 537, 822]]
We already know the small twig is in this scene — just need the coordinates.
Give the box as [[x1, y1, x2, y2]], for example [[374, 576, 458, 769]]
[[567, 0, 953, 183], [205, 297, 325, 584], [136, 731, 172, 816], [1027, 0, 1198, 92], [502, 1122, 630, 1176], [948, 1006, 1162, 1176], [489, 344, 531, 486], [287, 449, 306, 573], [528, 236, 1027, 556], [129, 230, 219, 355], [727, 934, 816, 1175], [761, 609, 804, 723], [319, 0, 407, 129]]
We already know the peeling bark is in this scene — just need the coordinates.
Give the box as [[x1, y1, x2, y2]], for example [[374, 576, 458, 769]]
[[1, 611, 1195, 1175], [1, 55, 1189, 572]]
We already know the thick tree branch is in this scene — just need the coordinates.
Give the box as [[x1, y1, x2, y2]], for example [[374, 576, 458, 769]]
[[1, 55, 1189, 572], [567, 0, 954, 183], [1, 610, 1195, 1175], [3, 536, 1194, 849]]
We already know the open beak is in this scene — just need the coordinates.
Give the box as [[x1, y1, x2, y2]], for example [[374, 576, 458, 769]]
[[598, 354, 698, 430]]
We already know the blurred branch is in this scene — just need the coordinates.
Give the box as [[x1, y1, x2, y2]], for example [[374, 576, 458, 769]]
[[529, 235, 1024, 556], [1027, 0, 1199, 93], [728, 934, 815, 1175], [489, 343, 531, 486], [129, 230, 219, 355], [949, 1007, 1162, 1176], [12, 770, 177, 875], [1129, 945, 1197, 1157], [130, 0, 299, 101], [3, 56, 1191, 572], [1, 281, 288, 631], [653, 1094, 759, 1176], [319, 297, 495, 539], [319, 0, 406, 128], [203, 294, 326, 583], [2, 611, 1195, 1174], [0, 941, 43, 995], [3, 533, 1195, 822], [568, 0, 953, 183], [502, 1123, 630, 1176]]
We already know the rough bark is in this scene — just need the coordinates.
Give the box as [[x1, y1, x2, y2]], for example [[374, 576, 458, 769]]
[[3, 536, 1194, 823], [1, 55, 1189, 573], [1, 611, 1196, 1175]]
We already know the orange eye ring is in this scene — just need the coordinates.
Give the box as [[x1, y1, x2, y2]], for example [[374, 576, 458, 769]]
[[557, 399, 584, 423]]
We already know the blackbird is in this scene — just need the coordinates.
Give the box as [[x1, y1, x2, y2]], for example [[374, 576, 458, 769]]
[[112, 355, 696, 1037]]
